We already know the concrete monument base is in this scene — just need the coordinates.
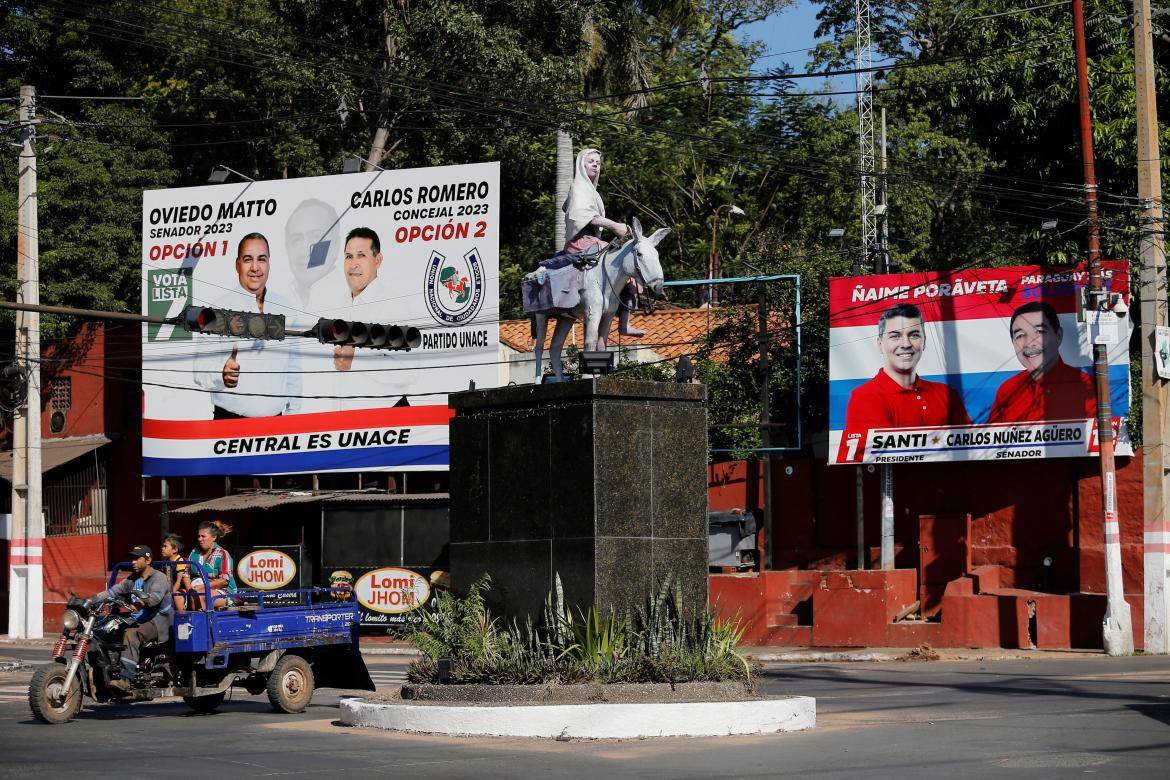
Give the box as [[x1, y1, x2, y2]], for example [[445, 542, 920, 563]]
[[448, 378, 708, 620]]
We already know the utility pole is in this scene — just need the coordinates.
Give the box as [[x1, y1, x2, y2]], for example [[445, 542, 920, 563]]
[[8, 84, 43, 639], [364, 10, 397, 172], [1134, 0, 1169, 654], [555, 131, 572, 253], [1072, 1, 1133, 654]]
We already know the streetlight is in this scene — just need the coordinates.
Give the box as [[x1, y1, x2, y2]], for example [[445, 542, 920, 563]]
[[342, 154, 388, 173], [207, 165, 255, 184], [708, 204, 745, 307]]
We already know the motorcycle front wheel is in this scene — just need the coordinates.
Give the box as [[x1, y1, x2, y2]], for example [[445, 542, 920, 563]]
[[29, 664, 82, 724]]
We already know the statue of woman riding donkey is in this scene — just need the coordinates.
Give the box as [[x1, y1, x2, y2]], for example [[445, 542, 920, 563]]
[[523, 148, 669, 383]]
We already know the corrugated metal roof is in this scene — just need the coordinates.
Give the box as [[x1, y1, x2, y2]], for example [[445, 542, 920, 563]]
[[171, 491, 448, 514], [0, 434, 111, 482]]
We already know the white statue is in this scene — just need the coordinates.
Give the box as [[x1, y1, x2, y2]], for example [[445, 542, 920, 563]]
[[532, 216, 669, 383]]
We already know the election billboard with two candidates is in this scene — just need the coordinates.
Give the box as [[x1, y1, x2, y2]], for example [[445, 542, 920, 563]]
[[141, 162, 500, 476], [828, 263, 1131, 465]]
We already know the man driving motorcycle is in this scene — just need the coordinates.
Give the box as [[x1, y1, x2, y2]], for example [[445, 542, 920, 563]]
[[88, 545, 174, 693]]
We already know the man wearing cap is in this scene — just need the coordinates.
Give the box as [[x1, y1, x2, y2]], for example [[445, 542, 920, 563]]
[[89, 545, 174, 692]]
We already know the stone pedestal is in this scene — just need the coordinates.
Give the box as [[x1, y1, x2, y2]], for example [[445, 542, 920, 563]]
[[449, 379, 708, 621]]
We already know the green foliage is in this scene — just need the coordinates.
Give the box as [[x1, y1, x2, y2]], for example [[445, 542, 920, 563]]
[[615, 349, 674, 382], [3, 0, 1163, 423], [562, 606, 630, 665], [404, 573, 508, 679], [402, 572, 756, 686]]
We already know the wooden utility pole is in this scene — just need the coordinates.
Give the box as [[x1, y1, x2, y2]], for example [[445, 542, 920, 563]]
[[1072, 0, 1133, 654], [555, 131, 572, 252], [1134, 0, 1169, 654], [364, 10, 397, 172], [8, 84, 43, 638]]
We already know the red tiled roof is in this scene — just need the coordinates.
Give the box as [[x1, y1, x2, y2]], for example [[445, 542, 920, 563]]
[[499, 307, 762, 360]]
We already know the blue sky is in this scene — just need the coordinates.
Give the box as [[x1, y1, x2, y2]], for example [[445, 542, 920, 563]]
[[736, 1, 854, 97], [737, 1, 826, 73]]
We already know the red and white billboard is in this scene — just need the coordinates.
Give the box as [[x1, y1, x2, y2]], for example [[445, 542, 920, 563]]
[[140, 163, 500, 476], [828, 264, 1131, 465]]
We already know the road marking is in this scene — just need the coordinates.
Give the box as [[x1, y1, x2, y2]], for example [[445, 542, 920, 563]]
[[370, 671, 407, 686]]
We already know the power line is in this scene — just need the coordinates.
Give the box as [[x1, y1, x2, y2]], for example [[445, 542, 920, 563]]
[[35, 0, 1111, 206]]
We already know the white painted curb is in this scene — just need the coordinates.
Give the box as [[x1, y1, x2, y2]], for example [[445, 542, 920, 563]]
[[340, 696, 816, 738]]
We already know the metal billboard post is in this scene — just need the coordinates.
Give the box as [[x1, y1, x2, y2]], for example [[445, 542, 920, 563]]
[[664, 274, 803, 572]]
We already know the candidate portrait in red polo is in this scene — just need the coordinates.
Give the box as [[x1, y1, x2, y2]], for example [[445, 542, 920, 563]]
[[987, 301, 1095, 423], [844, 303, 971, 434]]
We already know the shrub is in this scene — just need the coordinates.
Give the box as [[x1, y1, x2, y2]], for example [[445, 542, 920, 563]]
[[401, 573, 755, 686]]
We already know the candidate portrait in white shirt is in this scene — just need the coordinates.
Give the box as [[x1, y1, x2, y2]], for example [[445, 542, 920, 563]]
[[192, 232, 302, 418], [308, 227, 417, 410]]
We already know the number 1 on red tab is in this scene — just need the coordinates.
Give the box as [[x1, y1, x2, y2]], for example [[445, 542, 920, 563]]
[[838, 431, 866, 463]]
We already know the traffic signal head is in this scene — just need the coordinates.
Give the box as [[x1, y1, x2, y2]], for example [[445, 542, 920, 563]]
[[180, 305, 285, 340], [0, 362, 28, 411], [226, 311, 284, 340], [315, 318, 420, 350], [316, 318, 352, 345], [386, 325, 422, 350], [183, 306, 225, 335]]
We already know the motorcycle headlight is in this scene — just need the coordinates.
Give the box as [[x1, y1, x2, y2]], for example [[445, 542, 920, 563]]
[[62, 609, 81, 631]]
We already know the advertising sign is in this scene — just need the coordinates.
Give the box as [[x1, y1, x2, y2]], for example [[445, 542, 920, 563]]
[[235, 545, 309, 607], [238, 548, 297, 589], [1156, 325, 1170, 380], [141, 163, 500, 476], [337, 566, 443, 629], [828, 264, 1131, 465]]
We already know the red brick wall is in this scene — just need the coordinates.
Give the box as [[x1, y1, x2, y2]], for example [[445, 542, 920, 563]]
[[709, 451, 1145, 597], [42, 534, 111, 632]]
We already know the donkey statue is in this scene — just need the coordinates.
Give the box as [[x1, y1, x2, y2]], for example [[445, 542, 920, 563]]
[[532, 217, 670, 383]]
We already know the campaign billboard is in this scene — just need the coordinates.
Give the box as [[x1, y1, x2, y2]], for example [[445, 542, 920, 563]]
[[141, 163, 500, 476], [325, 566, 444, 629], [828, 264, 1131, 465]]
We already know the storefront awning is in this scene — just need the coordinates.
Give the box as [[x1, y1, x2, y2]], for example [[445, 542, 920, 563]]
[[171, 491, 449, 514], [0, 434, 111, 482]]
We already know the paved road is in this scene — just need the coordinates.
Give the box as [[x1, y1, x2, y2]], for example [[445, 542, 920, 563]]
[[0, 652, 1166, 779]]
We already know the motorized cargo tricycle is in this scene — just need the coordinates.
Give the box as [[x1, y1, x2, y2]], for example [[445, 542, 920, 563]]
[[29, 560, 374, 724]]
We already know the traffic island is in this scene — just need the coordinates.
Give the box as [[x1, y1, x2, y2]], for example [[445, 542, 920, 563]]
[[339, 683, 815, 738], [377, 380, 818, 740]]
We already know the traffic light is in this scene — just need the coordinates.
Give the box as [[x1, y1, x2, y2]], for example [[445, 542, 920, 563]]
[[0, 362, 28, 411], [180, 305, 285, 340], [315, 318, 421, 351]]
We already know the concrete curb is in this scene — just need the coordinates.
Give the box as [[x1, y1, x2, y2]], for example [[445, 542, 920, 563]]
[[360, 646, 421, 656], [747, 648, 1104, 663], [340, 695, 816, 739]]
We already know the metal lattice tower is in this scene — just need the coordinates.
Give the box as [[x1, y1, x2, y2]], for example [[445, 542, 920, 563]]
[[856, 0, 878, 270]]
